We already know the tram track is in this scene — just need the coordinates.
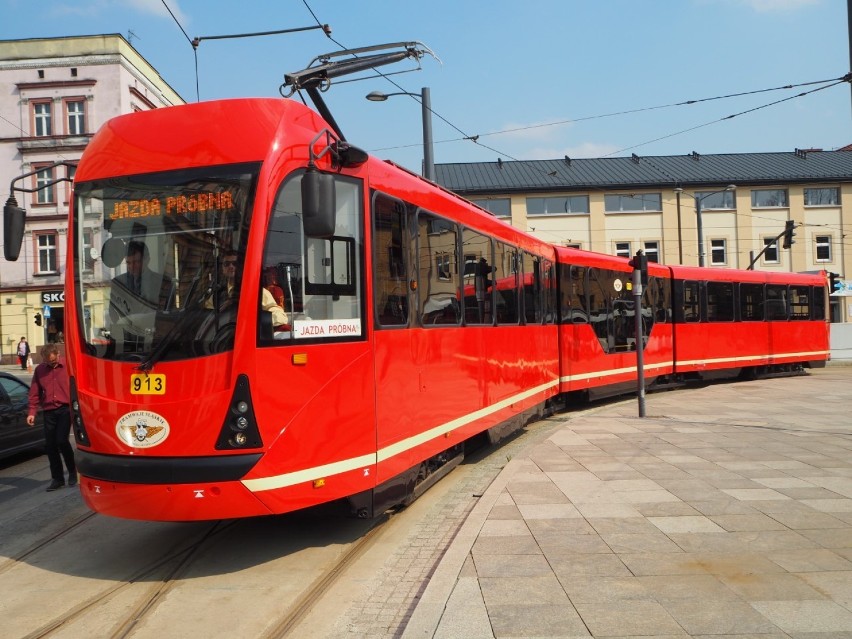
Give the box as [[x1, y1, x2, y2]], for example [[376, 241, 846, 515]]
[[0, 510, 97, 577], [260, 513, 391, 639], [19, 520, 238, 639]]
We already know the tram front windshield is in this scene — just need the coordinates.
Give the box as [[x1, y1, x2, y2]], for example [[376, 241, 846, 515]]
[[72, 163, 258, 363]]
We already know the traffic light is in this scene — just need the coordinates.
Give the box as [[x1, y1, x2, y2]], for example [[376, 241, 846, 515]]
[[782, 220, 796, 249], [628, 250, 648, 286], [828, 272, 842, 294], [34, 312, 42, 326]]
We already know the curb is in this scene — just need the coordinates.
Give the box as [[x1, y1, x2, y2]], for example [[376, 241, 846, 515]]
[[401, 458, 523, 638]]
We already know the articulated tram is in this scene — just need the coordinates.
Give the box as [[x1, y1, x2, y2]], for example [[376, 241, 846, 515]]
[[6, 97, 829, 521]]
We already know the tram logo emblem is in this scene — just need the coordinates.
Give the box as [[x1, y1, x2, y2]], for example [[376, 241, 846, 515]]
[[194, 490, 205, 499], [115, 411, 170, 448]]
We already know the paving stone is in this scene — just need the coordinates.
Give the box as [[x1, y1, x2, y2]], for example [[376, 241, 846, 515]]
[[572, 600, 684, 636], [487, 603, 589, 638], [717, 572, 827, 601], [750, 600, 852, 633], [661, 598, 781, 634]]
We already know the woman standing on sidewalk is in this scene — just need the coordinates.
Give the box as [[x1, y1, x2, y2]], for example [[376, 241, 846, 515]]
[[26, 344, 77, 491]]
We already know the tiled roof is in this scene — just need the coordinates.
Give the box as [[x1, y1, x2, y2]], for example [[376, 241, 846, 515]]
[[434, 150, 852, 195]]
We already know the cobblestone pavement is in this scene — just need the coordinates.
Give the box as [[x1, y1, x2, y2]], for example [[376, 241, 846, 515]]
[[336, 415, 574, 637]]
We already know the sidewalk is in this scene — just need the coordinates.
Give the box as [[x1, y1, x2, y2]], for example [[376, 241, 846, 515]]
[[403, 367, 852, 638]]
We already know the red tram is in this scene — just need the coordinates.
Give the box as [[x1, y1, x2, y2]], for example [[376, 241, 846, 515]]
[[4, 97, 830, 522]]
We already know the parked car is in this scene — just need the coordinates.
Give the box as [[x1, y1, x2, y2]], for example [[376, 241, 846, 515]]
[[0, 372, 43, 460]]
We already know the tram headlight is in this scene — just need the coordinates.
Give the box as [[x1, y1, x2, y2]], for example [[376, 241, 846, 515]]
[[215, 374, 262, 450]]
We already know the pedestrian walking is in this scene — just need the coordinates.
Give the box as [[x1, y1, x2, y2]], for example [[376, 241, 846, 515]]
[[16, 336, 30, 370], [26, 344, 77, 491]]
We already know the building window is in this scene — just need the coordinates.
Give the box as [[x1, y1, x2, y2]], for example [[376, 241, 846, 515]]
[[751, 189, 788, 208], [763, 237, 779, 263], [82, 228, 95, 272], [527, 195, 589, 215], [695, 190, 735, 210], [643, 241, 660, 263], [36, 232, 58, 273], [710, 238, 727, 265], [815, 235, 832, 262], [33, 164, 56, 204], [615, 242, 631, 258], [470, 198, 511, 217], [564, 243, 582, 249], [804, 187, 839, 206], [605, 193, 662, 212], [32, 101, 52, 137], [435, 252, 451, 281], [65, 99, 86, 135]]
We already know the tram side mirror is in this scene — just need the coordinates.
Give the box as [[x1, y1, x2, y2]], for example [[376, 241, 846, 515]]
[[3, 196, 26, 261], [101, 237, 127, 268], [301, 168, 336, 239]]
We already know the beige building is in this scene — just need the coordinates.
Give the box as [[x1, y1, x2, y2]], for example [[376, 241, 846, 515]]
[[436, 152, 852, 323], [0, 35, 183, 361]]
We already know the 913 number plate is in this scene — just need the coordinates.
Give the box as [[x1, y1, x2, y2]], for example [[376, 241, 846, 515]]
[[130, 373, 166, 395]]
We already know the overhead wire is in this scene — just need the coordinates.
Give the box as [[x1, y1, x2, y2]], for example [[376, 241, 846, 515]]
[[159, 0, 199, 102], [370, 74, 850, 163], [299, 0, 524, 162]]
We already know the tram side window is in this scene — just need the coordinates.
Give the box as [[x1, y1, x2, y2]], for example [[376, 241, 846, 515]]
[[561, 264, 588, 323], [707, 282, 735, 322], [765, 284, 789, 321], [812, 286, 826, 320], [587, 268, 611, 351], [789, 285, 810, 320], [522, 252, 541, 324], [739, 283, 764, 321], [417, 212, 459, 326], [682, 281, 701, 322], [260, 173, 364, 343], [373, 193, 409, 327], [462, 229, 493, 325], [645, 276, 669, 326], [542, 258, 557, 324], [494, 242, 520, 325], [610, 270, 636, 352]]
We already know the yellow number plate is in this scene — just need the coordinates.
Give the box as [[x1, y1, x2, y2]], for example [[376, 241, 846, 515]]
[[130, 373, 166, 395]]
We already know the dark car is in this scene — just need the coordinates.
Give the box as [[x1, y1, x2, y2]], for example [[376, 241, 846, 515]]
[[0, 372, 43, 460]]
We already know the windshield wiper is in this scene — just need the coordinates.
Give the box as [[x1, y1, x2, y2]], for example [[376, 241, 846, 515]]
[[135, 272, 212, 372]]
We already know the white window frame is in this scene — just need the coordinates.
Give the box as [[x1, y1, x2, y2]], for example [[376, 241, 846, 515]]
[[605, 193, 662, 213], [527, 195, 589, 215], [695, 191, 735, 210], [762, 237, 779, 264], [470, 198, 511, 217], [751, 189, 788, 208], [815, 235, 832, 263], [36, 232, 58, 273], [804, 187, 839, 207], [643, 240, 660, 263], [32, 100, 52, 137], [65, 98, 86, 135], [615, 241, 631, 258], [710, 238, 727, 266], [34, 164, 56, 204]]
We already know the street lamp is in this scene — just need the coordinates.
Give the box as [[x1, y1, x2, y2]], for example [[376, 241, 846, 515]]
[[678, 184, 736, 267], [366, 87, 435, 181]]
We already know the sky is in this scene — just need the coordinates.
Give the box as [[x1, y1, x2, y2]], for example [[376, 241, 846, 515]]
[[1, 0, 851, 175]]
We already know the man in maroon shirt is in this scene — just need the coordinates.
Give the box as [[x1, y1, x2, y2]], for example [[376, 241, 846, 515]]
[[27, 344, 77, 491]]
